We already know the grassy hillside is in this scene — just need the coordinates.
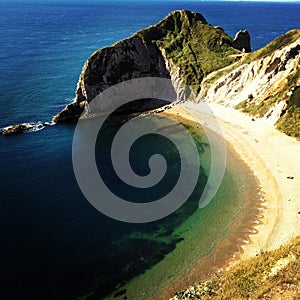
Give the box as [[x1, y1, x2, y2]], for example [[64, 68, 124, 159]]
[[174, 236, 300, 299], [138, 10, 239, 92], [206, 29, 300, 87], [277, 84, 300, 139], [236, 58, 300, 140], [244, 29, 300, 63], [201, 29, 300, 140]]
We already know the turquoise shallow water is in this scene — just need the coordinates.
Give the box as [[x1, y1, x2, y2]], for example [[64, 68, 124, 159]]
[[0, 1, 299, 299], [109, 116, 262, 300]]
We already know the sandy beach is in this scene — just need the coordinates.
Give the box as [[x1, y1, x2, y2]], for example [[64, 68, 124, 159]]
[[162, 101, 300, 261], [122, 101, 300, 300]]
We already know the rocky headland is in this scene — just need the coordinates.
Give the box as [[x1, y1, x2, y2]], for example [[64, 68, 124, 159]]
[[52, 9, 299, 141], [53, 10, 250, 123], [3, 10, 299, 139]]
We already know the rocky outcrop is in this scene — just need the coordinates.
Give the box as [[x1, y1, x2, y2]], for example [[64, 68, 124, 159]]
[[1, 121, 55, 136], [53, 36, 170, 123], [1, 122, 47, 135], [73, 36, 170, 105], [52, 101, 87, 123], [1, 124, 32, 135], [53, 10, 246, 122], [232, 30, 251, 53]]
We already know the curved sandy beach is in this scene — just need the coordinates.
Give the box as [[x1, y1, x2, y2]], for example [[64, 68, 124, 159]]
[[112, 102, 300, 300], [165, 102, 300, 261]]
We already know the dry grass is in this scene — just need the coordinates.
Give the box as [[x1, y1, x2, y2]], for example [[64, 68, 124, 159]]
[[176, 236, 300, 299]]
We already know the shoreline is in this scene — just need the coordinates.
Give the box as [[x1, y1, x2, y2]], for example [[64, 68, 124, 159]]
[[136, 100, 300, 299], [163, 102, 300, 262], [148, 140, 264, 300], [73, 101, 299, 300], [145, 106, 266, 299], [120, 106, 266, 300]]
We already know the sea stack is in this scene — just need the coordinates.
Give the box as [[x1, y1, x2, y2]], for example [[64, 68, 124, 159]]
[[232, 29, 251, 53]]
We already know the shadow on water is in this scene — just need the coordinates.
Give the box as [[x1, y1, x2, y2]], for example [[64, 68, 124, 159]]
[[79, 110, 209, 299]]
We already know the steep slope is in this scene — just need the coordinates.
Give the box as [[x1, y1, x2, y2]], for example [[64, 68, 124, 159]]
[[200, 29, 300, 139], [171, 236, 300, 300], [53, 10, 243, 122]]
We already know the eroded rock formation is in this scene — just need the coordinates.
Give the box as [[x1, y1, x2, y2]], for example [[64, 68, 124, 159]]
[[232, 30, 251, 53]]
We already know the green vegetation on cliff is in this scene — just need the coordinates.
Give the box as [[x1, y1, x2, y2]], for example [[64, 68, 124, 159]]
[[204, 29, 300, 88], [244, 29, 300, 63], [199, 28, 300, 140], [277, 85, 300, 139], [236, 62, 300, 140], [138, 10, 239, 92]]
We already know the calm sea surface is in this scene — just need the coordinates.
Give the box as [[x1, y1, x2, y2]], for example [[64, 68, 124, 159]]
[[0, 1, 299, 299]]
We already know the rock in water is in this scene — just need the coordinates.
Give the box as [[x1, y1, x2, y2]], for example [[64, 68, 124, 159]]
[[2, 124, 33, 135], [1, 122, 46, 135], [232, 30, 251, 53]]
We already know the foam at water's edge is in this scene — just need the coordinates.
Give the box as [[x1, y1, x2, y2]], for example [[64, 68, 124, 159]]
[[1, 121, 56, 135]]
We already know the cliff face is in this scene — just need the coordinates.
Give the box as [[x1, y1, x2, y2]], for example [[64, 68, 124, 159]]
[[53, 10, 243, 122], [54, 36, 169, 122], [75, 36, 170, 104], [200, 29, 300, 139]]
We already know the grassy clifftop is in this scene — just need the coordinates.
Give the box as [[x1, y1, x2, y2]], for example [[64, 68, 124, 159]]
[[204, 29, 300, 87], [244, 29, 300, 63], [138, 10, 239, 92]]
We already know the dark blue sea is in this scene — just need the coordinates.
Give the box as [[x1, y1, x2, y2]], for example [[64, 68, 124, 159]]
[[0, 1, 299, 299]]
